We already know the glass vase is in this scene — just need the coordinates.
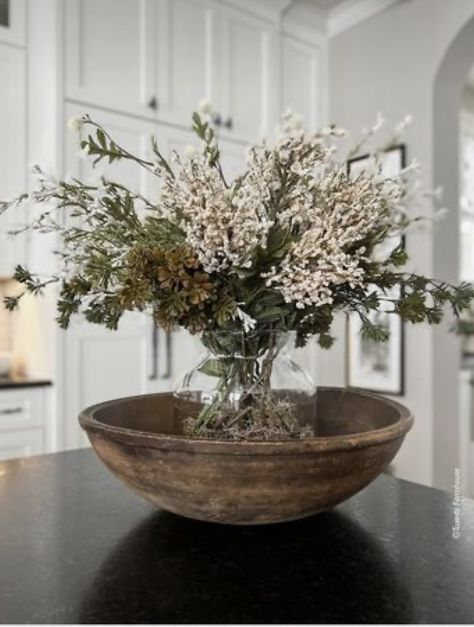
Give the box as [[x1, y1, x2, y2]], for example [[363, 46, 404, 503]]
[[174, 330, 317, 440]]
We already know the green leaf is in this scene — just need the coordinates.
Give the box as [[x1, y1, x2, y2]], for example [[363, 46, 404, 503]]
[[254, 306, 290, 322], [318, 333, 335, 349], [265, 226, 291, 258], [96, 129, 107, 149], [388, 242, 408, 267], [360, 319, 390, 342], [197, 359, 226, 377], [3, 295, 22, 311]]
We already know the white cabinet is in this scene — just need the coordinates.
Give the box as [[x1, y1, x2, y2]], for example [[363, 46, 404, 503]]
[[65, 0, 214, 125], [155, 0, 216, 127], [0, 0, 26, 47], [0, 386, 49, 461], [64, 0, 276, 140], [216, 4, 276, 143], [65, 0, 156, 120], [61, 315, 154, 449], [281, 33, 326, 132], [0, 429, 44, 460], [0, 42, 27, 277]]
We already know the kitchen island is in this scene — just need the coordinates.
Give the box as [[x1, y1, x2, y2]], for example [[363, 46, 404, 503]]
[[0, 449, 473, 624]]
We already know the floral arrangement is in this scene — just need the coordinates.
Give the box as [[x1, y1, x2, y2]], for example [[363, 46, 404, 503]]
[[1, 107, 472, 440]]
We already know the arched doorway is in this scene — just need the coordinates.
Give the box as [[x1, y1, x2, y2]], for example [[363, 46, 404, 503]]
[[433, 14, 474, 491]]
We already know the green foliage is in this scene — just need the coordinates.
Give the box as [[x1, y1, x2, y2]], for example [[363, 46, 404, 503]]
[[4, 295, 22, 311], [388, 242, 409, 267], [81, 131, 123, 167], [359, 315, 390, 343], [453, 318, 474, 337]]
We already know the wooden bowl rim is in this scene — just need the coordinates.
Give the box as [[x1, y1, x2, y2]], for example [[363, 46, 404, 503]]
[[79, 387, 413, 456]]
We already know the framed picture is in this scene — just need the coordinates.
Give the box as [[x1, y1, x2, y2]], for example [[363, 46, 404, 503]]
[[346, 145, 406, 395]]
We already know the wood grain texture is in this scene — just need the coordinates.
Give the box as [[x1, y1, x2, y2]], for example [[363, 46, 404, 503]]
[[79, 388, 413, 525]]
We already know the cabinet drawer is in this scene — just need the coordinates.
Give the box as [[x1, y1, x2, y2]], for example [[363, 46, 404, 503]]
[[0, 389, 45, 430], [0, 429, 44, 461]]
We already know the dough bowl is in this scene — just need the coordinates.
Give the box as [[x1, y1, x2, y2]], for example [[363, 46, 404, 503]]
[[79, 388, 413, 525]]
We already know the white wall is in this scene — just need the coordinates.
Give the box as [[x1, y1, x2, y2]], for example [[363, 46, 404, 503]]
[[328, 0, 474, 488]]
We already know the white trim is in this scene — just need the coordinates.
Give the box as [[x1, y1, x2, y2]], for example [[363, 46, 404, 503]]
[[283, 17, 327, 46], [283, 0, 327, 43], [328, 0, 402, 38], [221, 0, 292, 23]]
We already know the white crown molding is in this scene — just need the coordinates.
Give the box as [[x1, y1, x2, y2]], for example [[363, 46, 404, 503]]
[[282, 0, 327, 43], [328, 0, 402, 38], [220, 0, 293, 22]]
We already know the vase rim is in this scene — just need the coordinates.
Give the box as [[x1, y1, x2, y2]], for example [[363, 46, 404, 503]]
[[200, 329, 289, 338]]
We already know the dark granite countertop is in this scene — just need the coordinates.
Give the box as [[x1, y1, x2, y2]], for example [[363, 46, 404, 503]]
[[0, 376, 52, 389], [0, 449, 473, 624]]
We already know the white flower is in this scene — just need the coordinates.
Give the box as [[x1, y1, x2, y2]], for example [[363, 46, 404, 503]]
[[184, 144, 199, 160], [373, 111, 386, 133], [158, 154, 273, 272], [198, 98, 212, 115], [395, 114, 414, 134], [67, 115, 86, 133], [280, 109, 305, 135], [289, 113, 304, 130], [235, 307, 257, 333]]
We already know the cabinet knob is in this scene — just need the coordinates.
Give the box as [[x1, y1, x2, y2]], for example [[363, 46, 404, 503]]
[[147, 96, 158, 111], [0, 407, 23, 416], [212, 113, 222, 127], [224, 116, 233, 130]]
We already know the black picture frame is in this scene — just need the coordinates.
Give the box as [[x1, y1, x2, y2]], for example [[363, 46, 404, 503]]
[[0, 0, 9, 28]]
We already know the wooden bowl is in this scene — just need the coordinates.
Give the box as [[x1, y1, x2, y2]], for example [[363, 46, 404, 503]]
[[79, 388, 413, 525]]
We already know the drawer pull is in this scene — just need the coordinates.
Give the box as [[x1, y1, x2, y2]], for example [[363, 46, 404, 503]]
[[0, 407, 24, 416], [147, 95, 158, 111]]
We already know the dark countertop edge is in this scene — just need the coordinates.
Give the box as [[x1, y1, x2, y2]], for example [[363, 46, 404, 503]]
[[0, 379, 53, 390]]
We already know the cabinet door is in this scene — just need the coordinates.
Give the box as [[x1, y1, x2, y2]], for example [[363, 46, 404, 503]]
[[0, 43, 26, 276], [0, 387, 47, 461], [282, 35, 325, 132], [217, 6, 276, 143], [65, 0, 156, 120], [62, 316, 152, 449], [0, 389, 44, 431], [0, 429, 44, 461], [155, 0, 216, 127], [0, 0, 26, 46]]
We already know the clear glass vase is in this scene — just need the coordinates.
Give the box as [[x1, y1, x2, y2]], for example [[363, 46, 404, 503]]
[[174, 330, 317, 440]]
